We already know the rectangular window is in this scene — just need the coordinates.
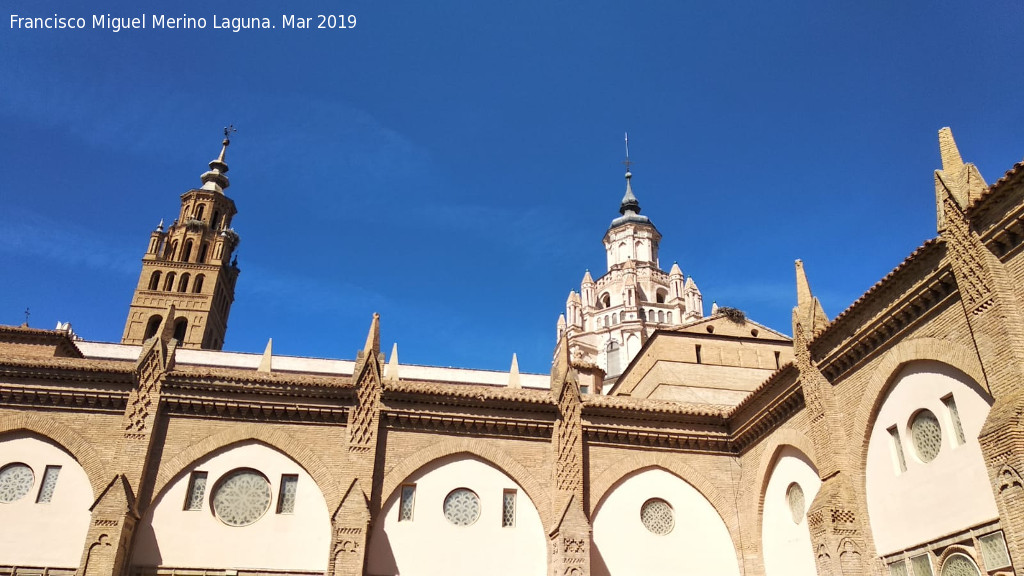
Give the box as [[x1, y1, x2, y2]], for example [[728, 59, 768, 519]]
[[277, 474, 298, 514], [979, 531, 1011, 569], [695, 345, 702, 364], [888, 426, 907, 474], [35, 465, 61, 503], [887, 560, 908, 576], [910, 554, 933, 576], [502, 490, 517, 527], [942, 394, 967, 446], [399, 484, 416, 521], [183, 471, 207, 511]]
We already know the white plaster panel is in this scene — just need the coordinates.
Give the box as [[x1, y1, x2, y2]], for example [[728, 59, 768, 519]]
[[866, 361, 997, 555], [762, 447, 820, 576], [0, 433, 93, 567], [592, 468, 740, 576], [367, 456, 546, 576], [134, 442, 330, 570]]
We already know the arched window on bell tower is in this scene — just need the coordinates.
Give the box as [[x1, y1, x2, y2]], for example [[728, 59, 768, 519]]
[[178, 273, 190, 293], [182, 240, 193, 263], [198, 243, 208, 263], [163, 272, 176, 291], [173, 318, 188, 341], [195, 204, 205, 221], [148, 271, 162, 291], [144, 315, 162, 340]]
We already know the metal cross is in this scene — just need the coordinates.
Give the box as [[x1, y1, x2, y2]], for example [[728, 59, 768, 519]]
[[622, 132, 633, 172], [223, 125, 238, 142], [23, 307, 30, 326]]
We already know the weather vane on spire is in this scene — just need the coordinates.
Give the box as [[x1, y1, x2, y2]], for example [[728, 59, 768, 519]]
[[223, 125, 237, 143], [623, 132, 633, 173]]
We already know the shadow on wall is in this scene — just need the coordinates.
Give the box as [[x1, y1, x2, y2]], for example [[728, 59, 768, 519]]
[[364, 530, 397, 576], [590, 536, 612, 576]]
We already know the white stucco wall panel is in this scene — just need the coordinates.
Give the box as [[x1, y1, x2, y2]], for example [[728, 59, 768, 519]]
[[866, 361, 997, 555], [592, 468, 740, 576], [0, 433, 94, 568], [762, 446, 820, 576], [367, 455, 546, 576], [134, 441, 330, 570]]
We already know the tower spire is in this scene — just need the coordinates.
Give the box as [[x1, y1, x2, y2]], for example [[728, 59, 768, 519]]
[[620, 132, 641, 215], [201, 126, 235, 193]]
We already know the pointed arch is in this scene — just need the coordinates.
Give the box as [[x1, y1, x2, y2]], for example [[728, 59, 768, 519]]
[[746, 429, 818, 526], [589, 453, 740, 547], [0, 413, 109, 497], [854, 337, 987, 473], [380, 438, 552, 528], [750, 435, 820, 576], [151, 424, 340, 510]]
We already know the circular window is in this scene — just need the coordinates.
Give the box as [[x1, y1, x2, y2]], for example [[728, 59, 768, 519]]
[[211, 469, 272, 527], [786, 482, 805, 524], [0, 463, 34, 503], [911, 409, 942, 463], [941, 553, 981, 576], [640, 498, 674, 535], [443, 488, 480, 526]]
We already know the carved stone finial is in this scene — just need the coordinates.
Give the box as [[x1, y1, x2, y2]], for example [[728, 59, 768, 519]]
[[508, 353, 521, 388], [386, 343, 399, 381], [258, 338, 273, 373], [363, 313, 381, 355], [793, 260, 829, 339]]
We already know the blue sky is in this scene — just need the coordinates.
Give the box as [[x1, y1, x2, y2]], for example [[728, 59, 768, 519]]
[[2, 0, 1022, 374]]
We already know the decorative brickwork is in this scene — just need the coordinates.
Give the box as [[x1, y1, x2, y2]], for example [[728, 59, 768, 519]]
[[1, 127, 1023, 576]]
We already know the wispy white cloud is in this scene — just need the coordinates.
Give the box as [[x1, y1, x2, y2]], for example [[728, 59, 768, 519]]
[[0, 208, 139, 275], [237, 262, 389, 315]]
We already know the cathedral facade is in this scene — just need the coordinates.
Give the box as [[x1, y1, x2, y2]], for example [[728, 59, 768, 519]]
[[1, 128, 1023, 576]]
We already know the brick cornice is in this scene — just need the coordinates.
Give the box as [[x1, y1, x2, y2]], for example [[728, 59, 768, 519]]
[[814, 267, 959, 382], [382, 408, 554, 438], [0, 383, 128, 413]]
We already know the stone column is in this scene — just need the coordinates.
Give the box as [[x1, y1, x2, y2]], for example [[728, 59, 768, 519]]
[[548, 339, 592, 576], [793, 263, 875, 576], [79, 309, 178, 576], [328, 314, 384, 576]]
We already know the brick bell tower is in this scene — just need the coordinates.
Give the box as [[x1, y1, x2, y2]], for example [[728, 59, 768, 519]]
[[121, 129, 241, 349]]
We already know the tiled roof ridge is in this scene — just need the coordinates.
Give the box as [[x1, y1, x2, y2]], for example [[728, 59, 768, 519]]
[[584, 394, 730, 418], [0, 356, 135, 374], [966, 158, 1024, 216], [384, 379, 554, 405], [167, 365, 353, 388], [812, 238, 942, 345]]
